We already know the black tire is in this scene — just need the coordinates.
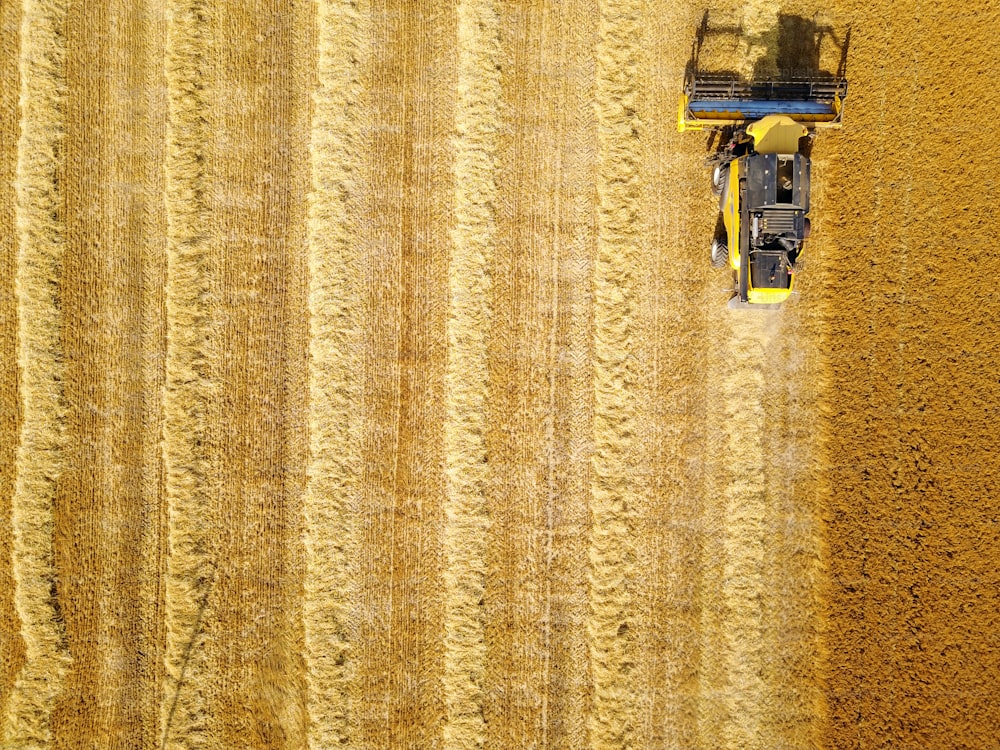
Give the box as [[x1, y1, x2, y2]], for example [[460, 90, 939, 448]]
[[711, 164, 727, 196], [711, 238, 728, 268], [802, 217, 811, 239]]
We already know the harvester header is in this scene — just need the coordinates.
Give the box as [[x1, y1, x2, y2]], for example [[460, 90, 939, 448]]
[[678, 72, 848, 132], [681, 66, 848, 307]]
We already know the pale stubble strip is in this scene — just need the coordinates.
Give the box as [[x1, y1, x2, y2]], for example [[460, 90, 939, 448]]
[[722, 315, 769, 750], [0, 0, 25, 726], [160, 1, 219, 747], [3, 0, 72, 744], [444, 1, 501, 747], [589, 1, 644, 747], [303, 0, 369, 746]]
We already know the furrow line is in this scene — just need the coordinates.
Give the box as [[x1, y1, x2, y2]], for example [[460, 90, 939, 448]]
[[641, 3, 707, 746], [2, 0, 72, 744], [205, 0, 313, 745], [485, 4, 552, 746], [358, 3, 454, 745], [356, 4, 409, 745], [50, 0, 169, 744], [546, 0, 598, 744]]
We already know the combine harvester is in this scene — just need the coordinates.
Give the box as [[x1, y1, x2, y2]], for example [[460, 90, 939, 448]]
[[679, 72, 847, 308]]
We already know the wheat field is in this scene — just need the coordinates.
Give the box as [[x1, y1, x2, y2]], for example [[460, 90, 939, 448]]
[[1, 0, 998, 748]]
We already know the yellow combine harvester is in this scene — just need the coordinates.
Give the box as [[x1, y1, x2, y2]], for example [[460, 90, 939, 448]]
[[679, 73, 847, 307]]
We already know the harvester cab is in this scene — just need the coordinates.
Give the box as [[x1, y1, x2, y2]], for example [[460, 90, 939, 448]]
[[680, 73, 848, 308]]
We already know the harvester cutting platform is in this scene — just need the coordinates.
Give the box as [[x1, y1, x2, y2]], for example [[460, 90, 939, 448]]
[[680, 72, 847, 307]]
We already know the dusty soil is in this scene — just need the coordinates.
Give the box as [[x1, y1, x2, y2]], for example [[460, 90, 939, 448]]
[[1, 1, 997, 748]]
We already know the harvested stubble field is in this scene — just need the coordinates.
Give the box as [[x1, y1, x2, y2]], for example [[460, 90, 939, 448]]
[[1, 0, 998, 748]]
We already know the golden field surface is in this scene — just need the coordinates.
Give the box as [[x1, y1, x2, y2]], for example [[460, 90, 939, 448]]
[[1, 0, 998, 747]]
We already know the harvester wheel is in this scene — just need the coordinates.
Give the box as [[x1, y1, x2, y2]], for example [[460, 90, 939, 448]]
[[711, 164, 727, 196], [802, 217, 811, 239], [711, 238, 728, 268]]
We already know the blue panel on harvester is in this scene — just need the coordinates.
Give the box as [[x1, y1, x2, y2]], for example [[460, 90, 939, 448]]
[[688, 99, 836, 118]]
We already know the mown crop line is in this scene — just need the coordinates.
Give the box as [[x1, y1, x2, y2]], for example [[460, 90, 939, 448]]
[[589, 1, 644, 748], [716, 323, 770, 749], [160, 569, 216, 750], [3, 0, 72, 744], [444, 0, 501, 747], [159, 0, 219, 747], [303, 1, 370, 747]]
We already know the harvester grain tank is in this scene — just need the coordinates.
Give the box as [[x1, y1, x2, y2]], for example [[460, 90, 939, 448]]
[[679, 73, 848, 307]]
